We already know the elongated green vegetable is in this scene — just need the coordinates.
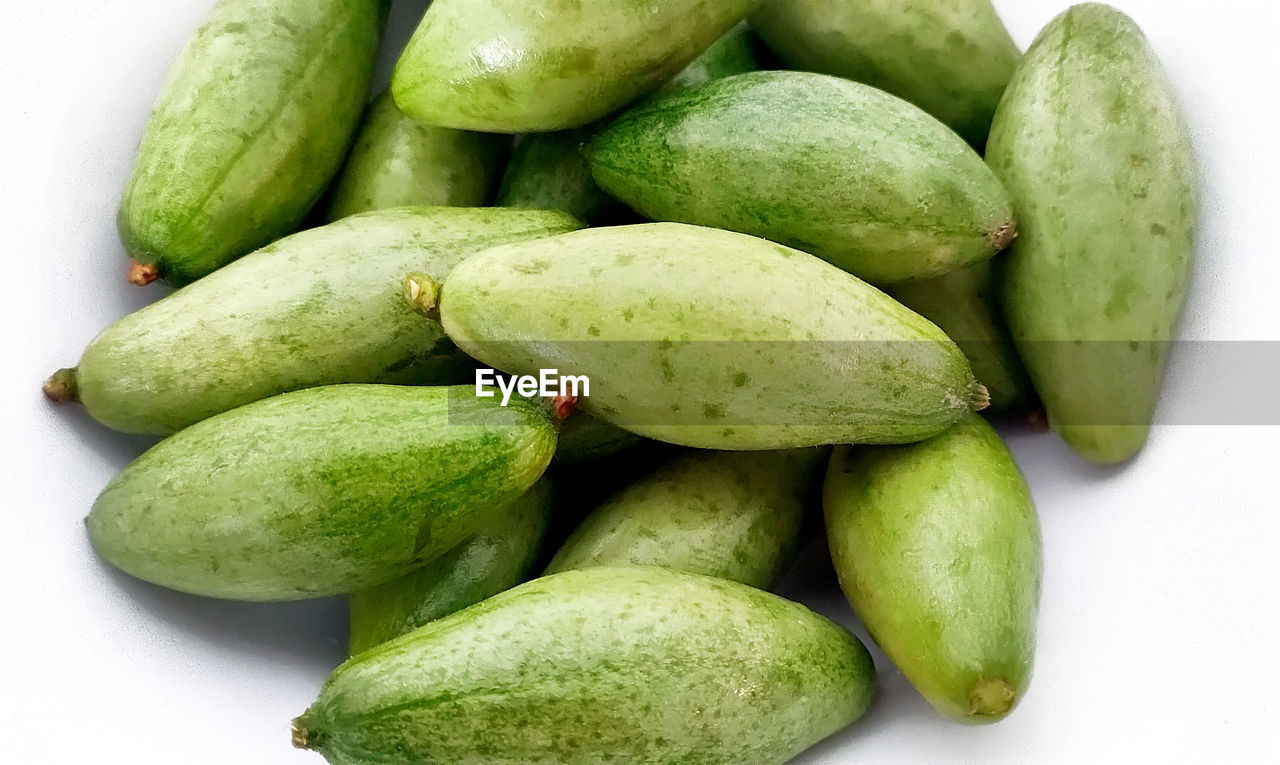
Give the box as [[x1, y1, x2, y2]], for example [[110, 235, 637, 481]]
[[646, 21, 762, 102], [825, 414, 1041, 723], [496, 127, 616, 224], [751, 0, 1019, 147], [323, 93, 508, 221], [987, 4, 1197, 463], [440, 223, 986, 450], [88, 385, 558, 600], [294, 567, 876, 764], [119, 0, 384, 285], [496, 23, 761, 223], [348, 479, 553, 655], [590, 71, 1016, 283], [543, 445, 676, 566], [545, 449, 823, 588], [554, 412, 645, 464], [391, 0, 760, 131], [51, 207, 580, 435], [890, 261, 1036, 413]]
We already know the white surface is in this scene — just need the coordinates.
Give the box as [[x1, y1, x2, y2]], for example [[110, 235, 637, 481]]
[[2, 1, 1278, 762]]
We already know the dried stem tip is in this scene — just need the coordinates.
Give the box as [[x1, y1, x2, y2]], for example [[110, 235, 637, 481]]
[[290, 717, 313, 750], [403, 272, 441, 316], [43, 368, 79, 403], [969, 383, 991, 412], [968, 677, 1016, 719], [551, 394, 578, 421], [989, 221, 1018, 252], [127, 261, 159, 286]]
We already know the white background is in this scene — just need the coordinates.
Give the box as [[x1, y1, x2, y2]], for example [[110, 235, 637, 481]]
[[2, 1, 1278, 762]]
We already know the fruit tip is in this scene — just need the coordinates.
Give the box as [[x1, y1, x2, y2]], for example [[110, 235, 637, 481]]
[[990, 220, 1018, 252], [402, 272, 442, 316], [551, 394, 578, 421], [970, 383, 991, 412], [127, 261, 159, 286], [967, 676, 1016, 720], [43, 368, 79, 403], [290, 716, 313, 750]]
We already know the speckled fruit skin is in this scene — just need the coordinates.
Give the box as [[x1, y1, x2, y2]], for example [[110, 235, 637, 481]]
[[590, 71, 1017, 284], [390, 0, 760, 132], [496, 24, 760, 223], [323, 93, 508, 221], [295, 567, 876, 764], [87, 385, 557, 601], [73, 207, 581, 435], [824, 414, 1042, 724], [890, 260, 1036, 413], [118, 0, 384, 285], [751, 0, 1019, 147], [987, 4, 1197, 464], [545, 449, 824, 588], [439, 223, 984, 450], [348, 480, 553, 655]]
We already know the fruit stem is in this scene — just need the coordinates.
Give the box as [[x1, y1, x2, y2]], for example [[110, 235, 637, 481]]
[[128, 261, 159, 286], [969, 382, 991, 412], [990, 221, 1018, 252], [551, 394, 578, 421], [290, 716, 315, 750], [968, 677, 1016, 719], [43, 368, 79, 403], [403, 272, 442, 317]]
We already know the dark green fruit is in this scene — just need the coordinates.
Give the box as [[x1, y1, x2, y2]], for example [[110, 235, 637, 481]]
[[119, 0, 384, 285], [295, 567, 876, 764], [88, 385, 557, 600], [348, 480, 553, 654]]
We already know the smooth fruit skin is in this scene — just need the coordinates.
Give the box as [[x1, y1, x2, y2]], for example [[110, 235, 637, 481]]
[[545, 449, 823, 587], [347, 479, 553, 655], [294, 567, 876, 765], [987, 4, 1197, 464], [390, 0, 761, 132], [590, 71, 1016, 284], [751, 0, 1019, 147], [73, 207, 581, 435], [553, 412, 645, 464], [644, 21, 762, 103], [440, 223, 984, 450], [323, 93, 508, 221], [496, 127, 616, 223], [543, 446, 676, 560], [890, 261, 1036, 413], [824, 414, 1042, 724], [118, 0, 385, 285], [88, 385, 557, 601], [496, 24, 761, 224]]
